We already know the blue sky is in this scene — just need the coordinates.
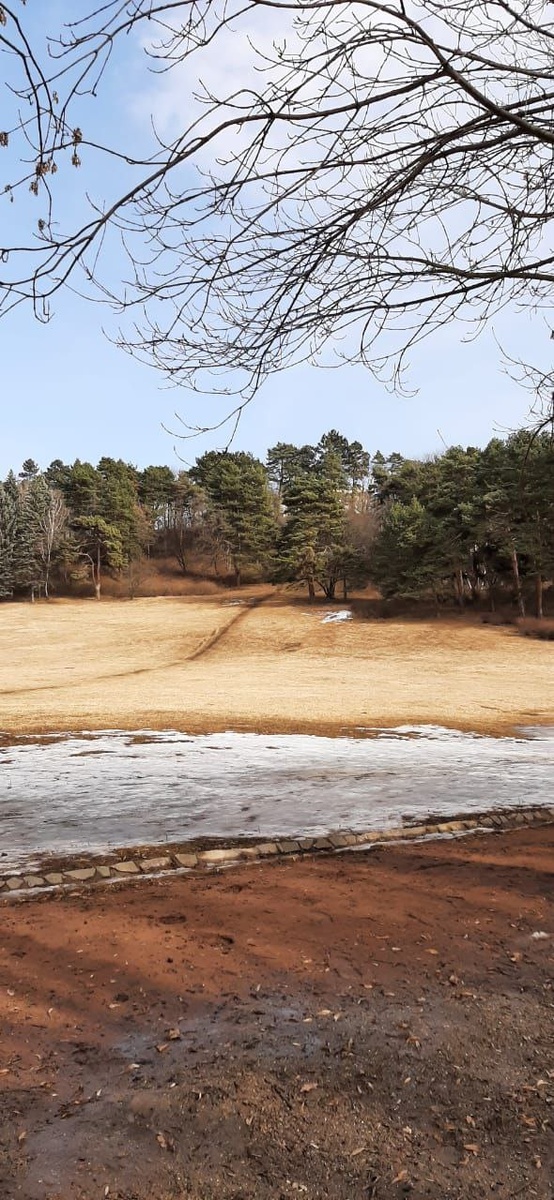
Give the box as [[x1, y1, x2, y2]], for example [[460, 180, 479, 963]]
[[0, 4, 547, 476]]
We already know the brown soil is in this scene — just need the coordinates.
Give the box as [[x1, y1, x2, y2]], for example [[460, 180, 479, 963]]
[[1, 594, 553, 738], [1, 828, 552, 1200]]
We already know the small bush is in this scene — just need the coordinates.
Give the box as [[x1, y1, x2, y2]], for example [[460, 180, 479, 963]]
[[481, 613, 515, 627], [517, 618, 554, 641]]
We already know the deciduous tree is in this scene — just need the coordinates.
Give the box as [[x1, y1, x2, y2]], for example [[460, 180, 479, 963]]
[[1, 3, 554, 407]]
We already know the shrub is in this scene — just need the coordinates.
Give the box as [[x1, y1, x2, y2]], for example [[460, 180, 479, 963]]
[[517, 618, 554, 641]]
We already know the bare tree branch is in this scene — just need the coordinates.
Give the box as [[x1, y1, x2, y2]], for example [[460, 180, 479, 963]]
[[0, 1, 553, 396]]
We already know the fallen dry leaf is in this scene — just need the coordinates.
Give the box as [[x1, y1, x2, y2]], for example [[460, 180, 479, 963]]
[[392, 1169, 408, 1184], [300, 1082, 318, 1094], [167, 1028, 181, 1041], [463, 1143, 480, 1155], [155, 1043, 169, 1054]]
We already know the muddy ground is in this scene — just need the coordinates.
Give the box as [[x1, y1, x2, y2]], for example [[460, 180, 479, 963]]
[[1, 828, 552, 1200]]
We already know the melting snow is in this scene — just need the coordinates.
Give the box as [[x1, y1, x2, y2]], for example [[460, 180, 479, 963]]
[[0, 725, 553, 872], [321, 610, 352, 624]]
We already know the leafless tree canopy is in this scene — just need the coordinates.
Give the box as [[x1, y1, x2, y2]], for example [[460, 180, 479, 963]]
[[1, 1, 554, 397]]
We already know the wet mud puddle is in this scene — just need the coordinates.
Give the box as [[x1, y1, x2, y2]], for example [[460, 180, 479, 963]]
[[1, 725, 553, 872]]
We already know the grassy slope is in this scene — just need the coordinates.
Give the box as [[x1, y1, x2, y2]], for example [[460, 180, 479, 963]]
[[1, 593, 553, 737]]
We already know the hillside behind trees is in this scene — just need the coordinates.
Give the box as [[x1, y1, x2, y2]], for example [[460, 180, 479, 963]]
[[1, 429, 553, 616]]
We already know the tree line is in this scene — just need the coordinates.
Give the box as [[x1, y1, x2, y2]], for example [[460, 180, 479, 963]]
[[1, 428, 553, 615]]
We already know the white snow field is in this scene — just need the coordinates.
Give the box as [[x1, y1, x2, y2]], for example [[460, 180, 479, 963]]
[[1, 725, 552, 871]]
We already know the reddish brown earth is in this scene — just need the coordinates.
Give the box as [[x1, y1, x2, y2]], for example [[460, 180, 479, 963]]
[[1, 828, 552, 1200]]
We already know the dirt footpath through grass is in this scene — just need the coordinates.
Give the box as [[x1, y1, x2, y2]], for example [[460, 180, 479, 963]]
[[1, 595, 553, 737], [1, 827, 552, 1200]]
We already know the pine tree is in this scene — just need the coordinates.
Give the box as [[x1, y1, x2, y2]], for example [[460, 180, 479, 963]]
[[166, 474, 204, 574], [19, 459, 39, 481], [138, 465, 176, 549], [267, 443, 317, 497], [372, 498, 448, 599], [0, 476, 18, 598], [12, 478, 42, 598], [192, 452, 277, 585], [97, 458, 143, 562], [75, 516, 125, 599], [276, 450, 352, 599], [514, 433, 554, 618]]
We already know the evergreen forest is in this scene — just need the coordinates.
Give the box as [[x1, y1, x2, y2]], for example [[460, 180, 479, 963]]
[[1, 429, 553, 617]]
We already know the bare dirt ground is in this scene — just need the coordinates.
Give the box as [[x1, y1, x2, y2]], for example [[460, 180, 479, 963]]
[[1, 828, 552, 1200], [2, 594, 552, 1198], [1, 594, 553, 738]]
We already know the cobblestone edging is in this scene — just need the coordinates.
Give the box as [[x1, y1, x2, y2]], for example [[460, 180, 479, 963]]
[[1, 806, 553, 900]]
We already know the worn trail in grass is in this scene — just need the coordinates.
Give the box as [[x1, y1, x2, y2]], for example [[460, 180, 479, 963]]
[[1, 594, 553, 737]]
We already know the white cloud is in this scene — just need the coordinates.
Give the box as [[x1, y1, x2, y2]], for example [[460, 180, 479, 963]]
[[130, 7, 294, 142]]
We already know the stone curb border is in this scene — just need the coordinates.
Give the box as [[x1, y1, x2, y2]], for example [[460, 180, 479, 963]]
[[2, 806, 553, 901]]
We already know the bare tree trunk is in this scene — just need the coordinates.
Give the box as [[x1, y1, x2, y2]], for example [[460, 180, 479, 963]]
[[535, 573, 543, 620], [307, 578, 315, 602], [454, 567, 465, 608], [510, 545, 525, 617], [44, 546, 51, 599], [94, 545, 101, 600]]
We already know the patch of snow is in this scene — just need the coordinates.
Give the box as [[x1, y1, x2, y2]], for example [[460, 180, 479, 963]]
[[1, 725, 552, 872], [321, 610, 352, 624]]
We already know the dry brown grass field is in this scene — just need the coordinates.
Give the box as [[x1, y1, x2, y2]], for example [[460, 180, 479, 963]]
[[1, 590, 553, 737]]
